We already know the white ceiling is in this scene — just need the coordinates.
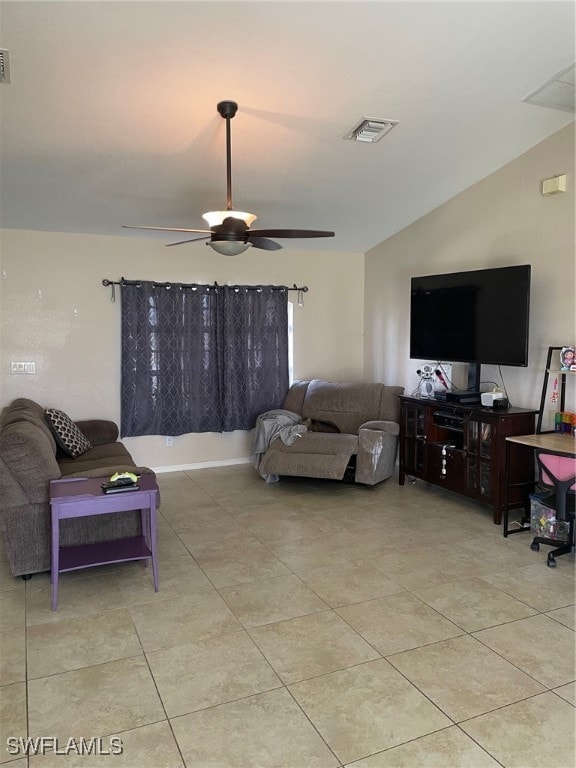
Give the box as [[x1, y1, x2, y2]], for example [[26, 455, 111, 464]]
[[0, 1, 574, 253]]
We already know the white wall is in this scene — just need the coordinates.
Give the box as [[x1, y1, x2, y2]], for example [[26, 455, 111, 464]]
[[0, 230, 364, 469], [364, 124, 576, 430], [2, 125, 574, 471]]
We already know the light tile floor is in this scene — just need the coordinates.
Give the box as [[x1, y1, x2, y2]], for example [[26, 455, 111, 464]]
[[0, 465, 574, 767]]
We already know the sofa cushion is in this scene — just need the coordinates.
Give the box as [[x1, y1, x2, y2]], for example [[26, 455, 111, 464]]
[[268, 432, 358, 455], [0, 398, 46, 425], [301, 380, 384, 435], [259, 433, 358, 480], [45, 409, 92, 458], [58, 441, 135, 475], [1, 401, 57, 454], [74, 419, 119, 446], [0, 422, 61, 503], [284, 380, 309, 415]]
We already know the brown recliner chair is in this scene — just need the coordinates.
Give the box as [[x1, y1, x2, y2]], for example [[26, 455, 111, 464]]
[[255, 380, 404, 485]]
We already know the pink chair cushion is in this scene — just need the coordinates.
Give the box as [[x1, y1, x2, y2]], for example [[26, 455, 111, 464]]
[[539, 453, 576, 489]]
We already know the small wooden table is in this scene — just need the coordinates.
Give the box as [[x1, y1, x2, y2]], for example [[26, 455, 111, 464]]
[[50, 474, 159, 610], [503, 432, 576, 536]]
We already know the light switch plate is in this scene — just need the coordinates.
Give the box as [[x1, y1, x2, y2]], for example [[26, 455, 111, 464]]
[[11, 362, 36, 374]]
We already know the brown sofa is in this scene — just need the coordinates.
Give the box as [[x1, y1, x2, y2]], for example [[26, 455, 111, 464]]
[[0, 398, 154, 577], [256, 380, 404, 485]]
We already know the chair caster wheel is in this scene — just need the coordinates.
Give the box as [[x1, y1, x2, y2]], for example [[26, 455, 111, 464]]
[[530, 541, 540, 552], [547, 557, 557, 568]]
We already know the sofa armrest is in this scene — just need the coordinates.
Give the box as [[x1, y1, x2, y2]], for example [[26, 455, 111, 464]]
[[74, 420, 119, 445], [63, 465, 156, 480], [0, 423, 61, 505], [356, 423, 400, 485], [359, 420, 400, 436]]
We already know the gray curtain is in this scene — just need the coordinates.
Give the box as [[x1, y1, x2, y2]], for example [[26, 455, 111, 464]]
[[120, 281, 289, 436]]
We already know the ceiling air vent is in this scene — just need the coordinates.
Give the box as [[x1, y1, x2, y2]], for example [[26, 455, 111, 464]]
[[344, 117, 398, 143], [522, 63, 575, 113], [0, 49, 11, 84]]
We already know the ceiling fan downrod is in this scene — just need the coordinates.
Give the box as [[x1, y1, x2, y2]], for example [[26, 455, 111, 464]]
[[217, 100, 238, 212]]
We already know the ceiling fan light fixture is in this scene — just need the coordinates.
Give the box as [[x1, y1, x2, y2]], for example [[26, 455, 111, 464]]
[[208, 240, 252, 257], [202, 210, 257, 227]]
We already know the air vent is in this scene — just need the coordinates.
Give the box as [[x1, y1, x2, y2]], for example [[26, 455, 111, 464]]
[[0, 49, 11, 84], [522, 63, 575, 113], [344, 117, 398, 143]]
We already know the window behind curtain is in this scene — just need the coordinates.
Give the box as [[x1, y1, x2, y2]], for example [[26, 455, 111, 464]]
[[120, 282, 289, 436]]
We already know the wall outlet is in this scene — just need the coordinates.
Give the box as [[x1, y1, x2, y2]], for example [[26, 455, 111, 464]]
[[165, 436, 173, 447]]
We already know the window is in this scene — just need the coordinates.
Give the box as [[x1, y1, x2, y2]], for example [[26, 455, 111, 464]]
[[120, 281, 289, 436]]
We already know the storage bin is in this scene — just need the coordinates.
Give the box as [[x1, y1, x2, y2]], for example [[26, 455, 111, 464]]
[[530, 492, 570, 542]]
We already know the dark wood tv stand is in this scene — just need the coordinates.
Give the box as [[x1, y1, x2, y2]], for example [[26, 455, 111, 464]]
[[399, 396, 537, 525]]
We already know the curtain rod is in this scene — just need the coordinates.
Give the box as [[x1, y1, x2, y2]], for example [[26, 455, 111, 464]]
[[102, 278, 308, 303]]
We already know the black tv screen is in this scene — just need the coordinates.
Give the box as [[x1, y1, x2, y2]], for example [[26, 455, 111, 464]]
[[410, 265, 531, 366]]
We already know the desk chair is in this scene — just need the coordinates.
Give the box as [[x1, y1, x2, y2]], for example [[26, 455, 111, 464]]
[[530, 449, 576, 568]]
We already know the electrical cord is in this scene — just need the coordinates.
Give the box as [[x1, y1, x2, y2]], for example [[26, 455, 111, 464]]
[[497, 365, 511, 404]]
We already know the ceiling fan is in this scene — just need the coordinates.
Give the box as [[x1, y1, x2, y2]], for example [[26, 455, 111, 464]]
[[122, 100, 335, 255]]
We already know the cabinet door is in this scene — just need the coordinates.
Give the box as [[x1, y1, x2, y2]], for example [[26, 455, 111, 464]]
[[402, 402, 427, 477], [466, 419, 494, 498], [427, 442, 467, 492]]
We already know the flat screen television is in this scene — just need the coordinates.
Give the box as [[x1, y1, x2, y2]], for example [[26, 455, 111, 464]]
[[410, 265, 531, 381]]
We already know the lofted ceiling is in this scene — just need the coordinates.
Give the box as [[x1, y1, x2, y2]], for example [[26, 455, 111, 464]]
[[0, 1, 574, 254]]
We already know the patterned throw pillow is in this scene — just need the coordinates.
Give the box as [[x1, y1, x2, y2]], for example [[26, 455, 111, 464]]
[[45, 408, 92, 458]]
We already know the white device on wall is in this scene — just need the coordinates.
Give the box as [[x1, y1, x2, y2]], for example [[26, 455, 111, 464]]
[[481, 391, 506, 407]]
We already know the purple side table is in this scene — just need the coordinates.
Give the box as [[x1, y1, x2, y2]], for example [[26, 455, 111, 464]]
[[49, 474, 159, 610]]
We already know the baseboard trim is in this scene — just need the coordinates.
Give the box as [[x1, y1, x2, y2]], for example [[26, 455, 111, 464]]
[[152, 457, 251, 474]]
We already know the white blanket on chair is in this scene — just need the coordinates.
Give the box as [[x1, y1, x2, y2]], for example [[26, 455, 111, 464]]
[[251, 409, 307, 481]]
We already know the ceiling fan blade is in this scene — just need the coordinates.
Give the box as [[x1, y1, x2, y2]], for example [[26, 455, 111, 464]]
[[166, 236, 210, 247], [122, 225, 212, 234], [248, 229, 335, 239], [248, 236, 283, 251]]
